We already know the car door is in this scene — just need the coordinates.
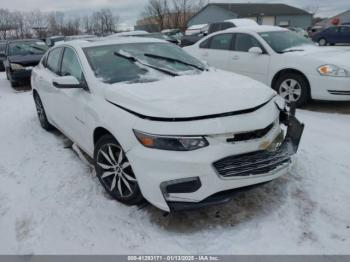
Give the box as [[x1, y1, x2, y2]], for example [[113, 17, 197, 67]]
[[325, 27, 339, 43], [54, 47, 91, 148], [197, 33, 233, 70], [339, 26, 350, 43], [227, 33, 270, 84], [37, 47, 64, 125]]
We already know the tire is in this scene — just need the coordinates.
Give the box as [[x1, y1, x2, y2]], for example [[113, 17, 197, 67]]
[[94, 135, 143, 206], [33, 93, 54, 131], [318, 38, 327, 46], [274, 73, 310, 107]]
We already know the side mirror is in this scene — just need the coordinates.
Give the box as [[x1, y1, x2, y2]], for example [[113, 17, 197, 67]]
[[53, 76, 81, 89], [248, 47, 263, 55]]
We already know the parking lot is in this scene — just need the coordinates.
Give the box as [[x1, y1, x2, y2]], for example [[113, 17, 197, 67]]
[[0, 71, 350, 254]]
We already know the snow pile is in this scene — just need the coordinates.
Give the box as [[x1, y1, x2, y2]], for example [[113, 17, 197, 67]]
[[0, 73, 349, 254]]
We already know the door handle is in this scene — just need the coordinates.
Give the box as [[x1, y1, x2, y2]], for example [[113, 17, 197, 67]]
[[38, 77, 44, 81], [202, 53, 209, 57], [232, 55, 240, 60]]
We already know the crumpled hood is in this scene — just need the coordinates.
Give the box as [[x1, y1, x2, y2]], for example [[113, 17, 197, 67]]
[[286, 45, 350, 69], [104, 70, 275, 119]]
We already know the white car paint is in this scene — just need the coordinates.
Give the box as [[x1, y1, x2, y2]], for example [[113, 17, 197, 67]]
[[185, 25, 350, 102], [225, 18, 258, 27], [32, 37, 296, 212]]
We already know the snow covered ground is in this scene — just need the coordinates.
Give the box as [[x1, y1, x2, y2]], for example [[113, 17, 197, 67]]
[[0, 72, 349, 255]]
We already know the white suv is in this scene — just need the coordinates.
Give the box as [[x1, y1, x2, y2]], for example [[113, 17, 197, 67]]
[[31, 37, 304, 212]]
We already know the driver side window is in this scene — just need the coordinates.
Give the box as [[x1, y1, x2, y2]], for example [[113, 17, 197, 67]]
[[61, 48, 83, 82]]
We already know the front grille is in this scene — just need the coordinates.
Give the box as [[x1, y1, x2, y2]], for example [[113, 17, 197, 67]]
[[226, 123, 274, 143], [213, 144, 291, 178]]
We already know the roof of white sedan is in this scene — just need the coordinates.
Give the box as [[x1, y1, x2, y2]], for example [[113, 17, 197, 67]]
[[55, 37, 166, 49], [224, 25, 288, 33]]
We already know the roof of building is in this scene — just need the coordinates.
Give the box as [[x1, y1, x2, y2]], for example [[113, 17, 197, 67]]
[[189, 3, 311, 23]]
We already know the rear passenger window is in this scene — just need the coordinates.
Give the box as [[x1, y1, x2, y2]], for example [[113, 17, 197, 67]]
[[340, 27, 350, 32], [208, 34, 233, 50], [199, 38, 211, 48], [234, 33, 263, 52], [46, 47, 63, 74], [221, 22, 234, 30]]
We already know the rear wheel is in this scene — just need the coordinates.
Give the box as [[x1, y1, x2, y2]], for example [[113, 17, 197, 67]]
[[94, 135, 143, 205], [274, 73, 310, 107], [318, 38, 327, 46], [33, 93, 54, 130]]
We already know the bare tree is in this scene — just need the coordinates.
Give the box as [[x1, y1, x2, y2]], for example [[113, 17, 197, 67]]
[[142, 0, 169, 31], [305, 5, 319, 16], [140, 0, 207, 31], [0, 9, 14, 39]]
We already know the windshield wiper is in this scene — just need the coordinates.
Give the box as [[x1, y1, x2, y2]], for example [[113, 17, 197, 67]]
[[114, 50, 179, 77], [280, 49, 304, 54], [144, 53, 206, 71]]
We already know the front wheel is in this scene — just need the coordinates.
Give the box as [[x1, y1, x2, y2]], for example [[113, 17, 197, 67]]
[[33, 93, 54, 130], [94, 135, 143, 206], [274, 73, 310, 107], [318, 38, 327, 46]]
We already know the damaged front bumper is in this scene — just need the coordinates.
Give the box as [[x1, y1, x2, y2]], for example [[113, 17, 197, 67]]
[[166, 103, 305, 211]]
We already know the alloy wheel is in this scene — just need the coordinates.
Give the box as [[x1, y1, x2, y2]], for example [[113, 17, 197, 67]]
[[96, 144, 137, 198], [279, 79, 302, 103]]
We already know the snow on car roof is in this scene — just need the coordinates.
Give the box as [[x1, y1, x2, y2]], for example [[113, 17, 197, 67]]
[[56, 36, 166, 49], [224, 25, 287, 33], [225, 18, 258, 27], [187, 24, 208, 30]]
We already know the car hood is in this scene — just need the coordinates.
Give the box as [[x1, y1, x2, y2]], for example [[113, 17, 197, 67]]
[[8, 54, 43, 67], [104, 70, 275, 119], [285, 45, 350, 68]]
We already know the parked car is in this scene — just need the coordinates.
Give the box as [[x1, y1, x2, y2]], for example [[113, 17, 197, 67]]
[[107, 31, 149, 38], [1, 39, 49, 87], [307, 25, 324, 38], [161, 29, 183, 43], [181, 19, 258, 47], [109, 31, 179, 45], [31, 37, 303, 212], [289, 27, 309, 38], [312, 25, 350, 46], [46, 35, 65, 47], [185, 24, 209, 36], [185, 25, 350, 107], [65, 35, 96, 41], [0, 41, 7, 72]]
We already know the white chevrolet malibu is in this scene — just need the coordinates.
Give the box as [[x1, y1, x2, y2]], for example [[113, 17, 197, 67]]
[[185, 26, 350, 107], [31, 37, 304, 212]]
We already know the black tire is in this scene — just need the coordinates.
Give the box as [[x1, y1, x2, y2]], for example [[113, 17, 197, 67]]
[[318, 38, 327, 46], [274, 72, 310, 107], [33, 93, 54, 131], [94, 135, 143, 206]]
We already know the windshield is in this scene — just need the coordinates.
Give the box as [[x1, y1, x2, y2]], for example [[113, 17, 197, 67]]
[[84, 42, 204, 84], [258, 31, 315, 53], [8, 41, 48, 56]]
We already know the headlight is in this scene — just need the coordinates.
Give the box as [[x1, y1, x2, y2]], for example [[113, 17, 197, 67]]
[[133, 130, 209, 151], [10, 63, 25, 70], [317, 64, 350, 77]]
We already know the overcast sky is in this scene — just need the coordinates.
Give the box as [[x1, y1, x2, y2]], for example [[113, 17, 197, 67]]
[[0, 0, 349, 26]]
